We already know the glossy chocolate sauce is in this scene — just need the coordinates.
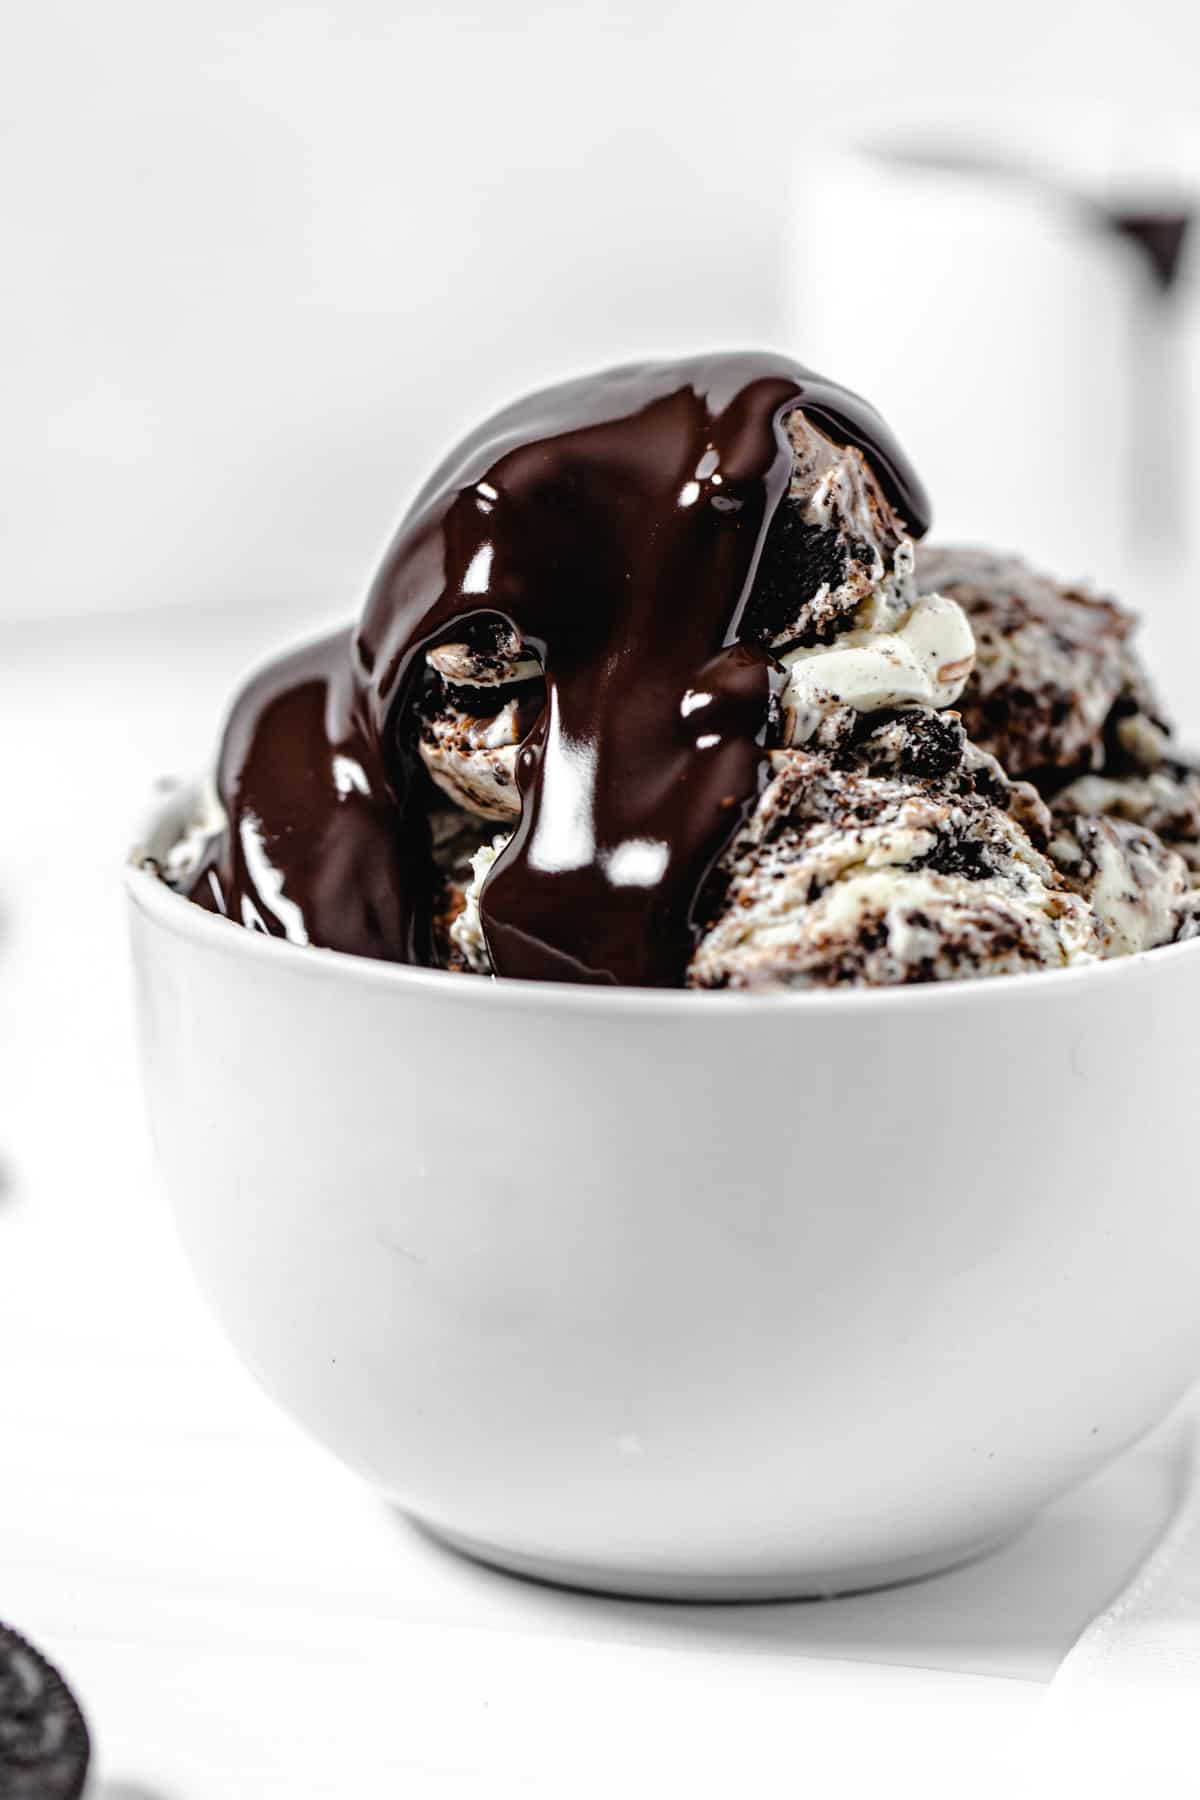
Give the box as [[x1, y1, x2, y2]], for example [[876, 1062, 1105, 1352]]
[[187, 353, 928, 985], [187, 630, 436, 964]]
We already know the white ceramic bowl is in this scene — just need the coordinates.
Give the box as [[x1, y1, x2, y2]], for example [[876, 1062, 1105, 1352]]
[[127, 784, 1200, 1599]]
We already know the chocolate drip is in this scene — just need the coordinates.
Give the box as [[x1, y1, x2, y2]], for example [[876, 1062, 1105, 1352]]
[[188, 631, 435, 964], [187, 353, 928, 986]]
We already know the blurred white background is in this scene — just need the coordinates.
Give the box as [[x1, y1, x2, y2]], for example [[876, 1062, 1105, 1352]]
[[4, 0, 1200, 674]]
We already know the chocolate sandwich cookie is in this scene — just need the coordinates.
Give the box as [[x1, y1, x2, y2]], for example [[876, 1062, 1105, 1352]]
[[0, 1620, 90, 1800]]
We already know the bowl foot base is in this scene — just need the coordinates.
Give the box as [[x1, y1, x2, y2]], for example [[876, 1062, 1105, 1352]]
[[409, 1516, 1024, 1602]]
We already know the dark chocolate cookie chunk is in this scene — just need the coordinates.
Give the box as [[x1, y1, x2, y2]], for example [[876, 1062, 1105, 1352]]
[[0, 1621, 90, 1800]]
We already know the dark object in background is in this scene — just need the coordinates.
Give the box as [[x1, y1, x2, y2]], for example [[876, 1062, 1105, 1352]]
[[875, 137, 1196, 553], [0, 1621, 90, 1800], [1107, 207, 1192, 291]]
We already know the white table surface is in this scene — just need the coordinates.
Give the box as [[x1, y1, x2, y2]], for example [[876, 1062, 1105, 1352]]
[[2, 598, 1192, 1798]]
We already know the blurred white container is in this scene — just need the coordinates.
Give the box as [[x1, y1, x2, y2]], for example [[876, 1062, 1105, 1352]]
[[788, 144, 1142, 588]]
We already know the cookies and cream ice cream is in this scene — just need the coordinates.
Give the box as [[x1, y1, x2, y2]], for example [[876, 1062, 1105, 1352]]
[[156, 353, 1199, 989], [914, 544, 1169, 783], [690, 714, 1098, 989]]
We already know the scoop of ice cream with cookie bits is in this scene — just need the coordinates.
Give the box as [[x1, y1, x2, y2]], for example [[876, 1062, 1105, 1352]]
[[419, 406, 1199, 988]]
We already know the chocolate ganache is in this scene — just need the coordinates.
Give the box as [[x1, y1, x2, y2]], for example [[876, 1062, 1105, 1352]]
[[185, 353, 929, 985]]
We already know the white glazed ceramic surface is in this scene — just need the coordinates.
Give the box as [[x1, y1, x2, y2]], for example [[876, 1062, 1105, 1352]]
[[127, 786, 1200, 1599]]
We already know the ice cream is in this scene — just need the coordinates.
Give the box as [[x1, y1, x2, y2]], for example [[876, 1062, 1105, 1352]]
[[913, 545, 1168, 783], [1048, 809, 1194, 958], [1051, 764, 1200, 877], [910, 543, 1200, 962], [160, 353, 1199, 989], [690, 712, 1097, 988]]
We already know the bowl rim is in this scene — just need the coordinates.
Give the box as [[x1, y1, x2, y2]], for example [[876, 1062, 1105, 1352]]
[[125, 837, 1200, 1020]]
